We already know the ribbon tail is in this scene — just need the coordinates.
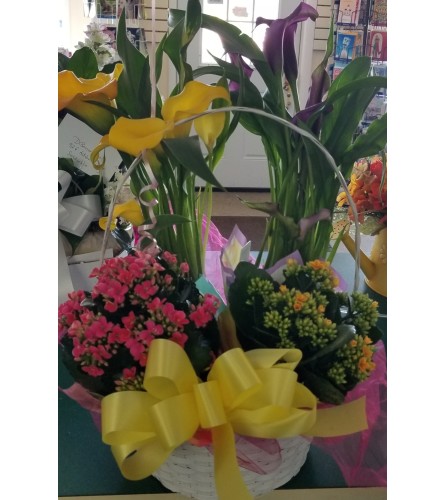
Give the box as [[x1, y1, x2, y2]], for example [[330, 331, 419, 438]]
[[305, 396, 368, 437], [212, 424, 253, 500]]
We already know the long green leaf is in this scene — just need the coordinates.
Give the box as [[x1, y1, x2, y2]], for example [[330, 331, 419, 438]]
[[162, 136, 225, 189], [339, 113, 387, 175], [150, 214, 191, 233], [321, 57, 372, 141], [116, 12, 151, 118], [162, 19, 184, 78], [315, 76, 387, 164], [183, 0, 202, 46], [325, 76, 387, 104]]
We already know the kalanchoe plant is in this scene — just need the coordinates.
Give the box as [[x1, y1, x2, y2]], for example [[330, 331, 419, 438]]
[[58, 249, 221, 396], [226, 259, 383, 404], [168, 1, 388, 268]]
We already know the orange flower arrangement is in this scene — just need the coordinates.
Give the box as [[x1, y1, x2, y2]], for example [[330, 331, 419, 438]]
[[337, 154, 387, 234]]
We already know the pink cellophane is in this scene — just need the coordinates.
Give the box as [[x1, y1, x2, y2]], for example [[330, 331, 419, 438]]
[[312, 341, 387, 486]]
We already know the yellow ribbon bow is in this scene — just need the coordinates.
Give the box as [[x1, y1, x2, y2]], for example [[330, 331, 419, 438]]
[[102, 339, 367, 500]]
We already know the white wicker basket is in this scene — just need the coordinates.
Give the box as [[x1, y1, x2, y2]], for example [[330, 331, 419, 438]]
[[153, 435, 311, 499]]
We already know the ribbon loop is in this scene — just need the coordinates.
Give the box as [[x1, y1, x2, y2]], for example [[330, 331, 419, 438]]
[[58, 170, 102, 237], [208, 348, 262, 410]]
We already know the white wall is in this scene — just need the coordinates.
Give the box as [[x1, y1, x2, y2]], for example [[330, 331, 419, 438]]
[[59, 0, 92, 53]]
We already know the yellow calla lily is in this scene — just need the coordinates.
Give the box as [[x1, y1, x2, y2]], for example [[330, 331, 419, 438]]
[[194, 112, 226, 150], [99, 199, 145, 230], [58, 64, 123, 135], [92, 81, 230, 160], [109, 117, 173, 157], [58, 64, 123, 111], [162, 81, 230, 138]]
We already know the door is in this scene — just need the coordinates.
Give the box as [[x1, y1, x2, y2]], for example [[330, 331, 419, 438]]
[[173, 0, 317, 188]]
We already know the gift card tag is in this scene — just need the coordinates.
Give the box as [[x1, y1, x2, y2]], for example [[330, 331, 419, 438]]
[[58, 114, 122, 181]]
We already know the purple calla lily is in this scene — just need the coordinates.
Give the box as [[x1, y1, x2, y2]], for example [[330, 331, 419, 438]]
[[256, 2, 318, 83], [305, 64, 331, 109], [228, 53, 254, 92], [298, 209, 331, 241]]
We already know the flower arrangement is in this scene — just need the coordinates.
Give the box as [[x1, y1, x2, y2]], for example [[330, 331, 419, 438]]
[[224, 257, 383, 405], [336, 153, 387, 236], [58, 249, 221, 396], [58, 3, 388, 495]]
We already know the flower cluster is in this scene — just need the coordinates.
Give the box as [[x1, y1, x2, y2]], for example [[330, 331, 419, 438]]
[[75, 21, 117, 69], [58, 250, 221, 396], [227, 259, 382, 404], [337, 154, 387, 235]]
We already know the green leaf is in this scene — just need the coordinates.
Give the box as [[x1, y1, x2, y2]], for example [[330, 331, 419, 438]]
[[163, 19, 184, 77], [66, 47, 99, 78], [183, 330, 212, 376], [326, 76, 387, 104], [367, 325, 383, 343], [211, 78, 235, 166], [150, 214, 191, 233], [183, 0, 202, 46], [155, 32, 168, 83], [297, 367, 345, 404], [339, 114, 387, 176], [101, 61, 121, 74], [116, 12, 151, 118], [322, 79, 386, 163], [162, 136, 225, 189]]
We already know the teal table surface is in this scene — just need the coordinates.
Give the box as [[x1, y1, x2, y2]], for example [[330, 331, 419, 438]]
[[59, 252, 387, 497]]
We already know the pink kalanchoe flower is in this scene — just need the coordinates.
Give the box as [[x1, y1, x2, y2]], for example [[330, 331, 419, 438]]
[[85, 315, 114, 340], [170, 331, 188, 348], [162, 302, 189, 327], [162, 251, 177, 265], [179, 262, 189, 274], [126, 337, 147, 364], [108, 325, 132, 344], [67, 319, 86, 339], [82, 364, 104, 377], [122, 366, 137, 379], [202, 294, 220, 315], [190, 306, 213, 328], [163, 274, 173, 285], [72, 338, 87, 359], [134, 280, 159, 300], [122, 311, 137, 330], [144, 320, 164, 336]]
